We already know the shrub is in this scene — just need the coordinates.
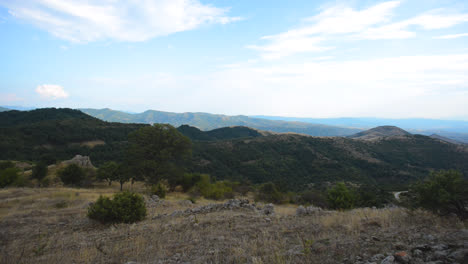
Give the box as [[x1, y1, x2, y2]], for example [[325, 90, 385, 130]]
[[255, 182, 284, 204], [0, 167, 20, 188], [88, 192, 147, 224], [32, 162, 48, 181], [356, 184, 393, 208], [327, 182, 357, 210], [409, 170, 468, 220], [0, 161, 15, 170], [59, 164, 86, 186], [150, 181, 168, 198], [299, 190, 329, 208]]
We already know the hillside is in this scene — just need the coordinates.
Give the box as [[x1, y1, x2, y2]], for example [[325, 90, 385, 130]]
[[177, 125, 266, 141], [190, 133, 468, 190], [0, 106, 10, 112], [0, 108, 147, 165], [348, 126, 411, 140], [1, 108, 467, 191], [80, 108, 361, 137], [430, 134, 466, 145]]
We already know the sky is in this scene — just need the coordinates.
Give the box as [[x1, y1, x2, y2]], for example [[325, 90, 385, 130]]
[[0, 0, 468, 119]]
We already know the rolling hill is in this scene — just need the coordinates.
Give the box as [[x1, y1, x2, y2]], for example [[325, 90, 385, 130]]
[[0, 107, 10, 112], [1, 108, 467, 191], [348, 126, 411, 140], [79, 108, 362, 137]]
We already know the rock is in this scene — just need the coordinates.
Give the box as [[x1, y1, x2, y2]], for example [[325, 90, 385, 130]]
[[372, 236, 380, 241], [178, 200, 193, 206], [62, 155, 94, 168], [394, 242, 406, 250], [151, 195, 160, 202], [448, 248, 468, 262], [295, 205, 322, 216], [412, 249, 423, 258], [264, 217, 271, 222], [431, 244, 448, 251], [370, 254, 385, 262], [262, 204, 275, 216], [380, 255, 394, 264], [394, 251, 410, 264], [431, 250, 449, 261]]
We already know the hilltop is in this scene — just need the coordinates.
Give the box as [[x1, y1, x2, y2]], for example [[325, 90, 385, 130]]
[[348, 126, 412, 140], [79, 108, 361, 137]]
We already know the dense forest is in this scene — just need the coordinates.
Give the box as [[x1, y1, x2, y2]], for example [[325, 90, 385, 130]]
[[1, 108, 467, 191]]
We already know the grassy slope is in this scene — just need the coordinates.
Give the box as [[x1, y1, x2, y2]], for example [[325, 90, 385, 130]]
[[0, 186, 465, 264]]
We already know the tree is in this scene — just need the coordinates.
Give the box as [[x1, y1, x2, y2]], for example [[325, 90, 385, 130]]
[[327, 182, 357, 210], [115, 163, 131, 191], [59, 164, 86, 186], [0, 167, 20, 188], [409, 170, 468, 220], [255, 182, 284, 203], [32, 162, 48, 181], [97, 161, 118, 186], [127, 124, 192, 185]]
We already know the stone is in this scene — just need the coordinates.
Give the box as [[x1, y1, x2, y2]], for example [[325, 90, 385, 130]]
[[380, 255, 394, 264], [431, 250, 449, 261], [394, 242, 406, 250], [448, 248, 468, 262], [262, 204, 275, 216], [370, 254, 385, 262], [62, 155, 94, 168], [412, 249, 423, 258]]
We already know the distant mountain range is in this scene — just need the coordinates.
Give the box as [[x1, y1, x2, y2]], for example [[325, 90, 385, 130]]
[[79, 108, 361, 137], [255, 115, 468, 143], [3, 106, 468, 143], [0, 107, 10, 112]]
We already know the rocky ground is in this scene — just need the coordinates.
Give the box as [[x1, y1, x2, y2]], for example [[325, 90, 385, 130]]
[[0, 187, 467, 264]]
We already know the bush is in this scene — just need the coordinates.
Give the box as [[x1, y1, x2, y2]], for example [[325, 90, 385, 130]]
[[255, 182, 284, 204], [327, 182, 357, 210], [32, 162, 48, 181], [356, 184, 393, 208], [59, 164, 86, 186], [409, 170, 468, 220], [299, 189, 329, 208], [88, 192, 147, 224], [150, 181, 168, 198], [0, 167, 20, 188]]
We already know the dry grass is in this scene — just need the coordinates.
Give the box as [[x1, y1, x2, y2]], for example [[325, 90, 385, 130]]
[[0, 187, 466, 264]]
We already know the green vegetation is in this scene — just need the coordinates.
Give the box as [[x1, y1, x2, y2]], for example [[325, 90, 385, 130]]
[[31, 162, 48, 181], [127, 124, 192, 185], [0, 167, 20, 187], [327, 182, 357, 210], [255, 182, 284, 203], [97, 161, 119, 186], [409, 170, 468, 220], [87, 192, 147, 224], [0, 108, 147, 166], [150, 181, 168, 198], [58, 164, 87, 186]]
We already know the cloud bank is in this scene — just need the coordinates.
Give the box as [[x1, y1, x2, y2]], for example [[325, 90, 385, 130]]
[[36, 84, 69, 99], [2, 0, 241, 43]]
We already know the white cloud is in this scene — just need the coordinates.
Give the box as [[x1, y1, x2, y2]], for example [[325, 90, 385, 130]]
[[435, 32, 468, 39], [2, 0, 241, 43], [36, 84, 69, 99], [249, 1, 468, 59]]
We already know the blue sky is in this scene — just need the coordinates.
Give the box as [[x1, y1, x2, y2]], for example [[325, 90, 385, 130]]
[[0, 0, 467, 119]]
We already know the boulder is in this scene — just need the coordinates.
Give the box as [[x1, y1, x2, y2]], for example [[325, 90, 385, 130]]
[[63, 155, 94, 168]]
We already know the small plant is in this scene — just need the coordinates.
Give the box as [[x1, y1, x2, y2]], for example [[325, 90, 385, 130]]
[[32, 162, 48, 181], [87, 192, 147, 224], [327, 182, 357, 210], [55, 200, 68, 209], [150, 181, 168, 198]]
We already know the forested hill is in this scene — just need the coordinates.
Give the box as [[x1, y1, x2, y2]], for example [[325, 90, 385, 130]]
[[190, 133, 468, 190], [80, 108, 361, 137], [0, 107, 9, 112], [177, 125, 266, 141], [1, 108, 467, 191], [0, 108, 147, 164]]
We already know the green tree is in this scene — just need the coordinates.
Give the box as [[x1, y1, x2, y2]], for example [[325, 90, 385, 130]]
[[127, 124, 192, 185], [97, 161, 118, 186], [0, 167, 20, 188], [410, 170, 468, 220], [59, 164, 86, 186], [115, 163, 131, 191], [31, 162, 48, 181], [327, 182, 357, 210], [255, 182, 284, 204]]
